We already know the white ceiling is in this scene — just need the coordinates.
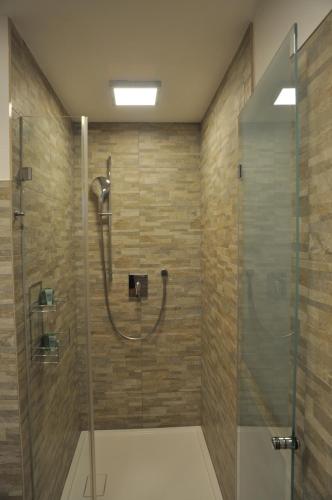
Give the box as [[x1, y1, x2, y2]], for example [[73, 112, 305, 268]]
[[1, 0, 259, 122]]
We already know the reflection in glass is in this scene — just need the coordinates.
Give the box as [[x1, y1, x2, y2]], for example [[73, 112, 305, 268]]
[[237, 26, 299, 500]]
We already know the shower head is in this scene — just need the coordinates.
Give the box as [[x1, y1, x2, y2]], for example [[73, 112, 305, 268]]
[[91, 176, 111, 205]]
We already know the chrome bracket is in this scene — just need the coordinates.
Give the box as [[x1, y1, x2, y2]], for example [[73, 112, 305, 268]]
[[18, 167, 32, 182], [14, 209, 25, 219], [272, 436, 299, 451]]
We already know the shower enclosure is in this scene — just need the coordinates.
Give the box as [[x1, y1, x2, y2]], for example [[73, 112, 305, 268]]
[[11, 116, 203, 500], [237, 26, 300, 500], [10, 25, 301, 500]]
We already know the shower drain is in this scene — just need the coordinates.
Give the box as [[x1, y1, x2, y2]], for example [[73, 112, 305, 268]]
[[83, 474, 108, 497]]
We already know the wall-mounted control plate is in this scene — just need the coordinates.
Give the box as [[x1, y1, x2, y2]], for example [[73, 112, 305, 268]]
[[129, 274, 148, 299], [20, 166, 32, 181]]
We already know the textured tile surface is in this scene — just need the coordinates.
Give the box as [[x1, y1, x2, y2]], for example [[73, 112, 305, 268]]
[[10, 25, 82, 500], [200, 28, 253, 500], [75, 122, 202, 430], [0, 180, 23, 499], [295, 12, 332, 500]]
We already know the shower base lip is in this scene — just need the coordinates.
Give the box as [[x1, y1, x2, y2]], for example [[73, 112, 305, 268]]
[[61, 426, 223, 500]]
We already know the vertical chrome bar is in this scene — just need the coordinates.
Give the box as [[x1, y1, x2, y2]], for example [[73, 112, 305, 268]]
[[19, 114, 36, 499], [107, 155, 112, 283], [81, 116, 97, 500]]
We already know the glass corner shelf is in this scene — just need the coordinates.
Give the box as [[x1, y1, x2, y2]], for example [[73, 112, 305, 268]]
[[32, 329, 71, 364], [32, 346, 60, 364], [30, 298, 65, 314]]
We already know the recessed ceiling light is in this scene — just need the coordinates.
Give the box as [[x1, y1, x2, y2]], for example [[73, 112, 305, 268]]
[[274, 87, 296, 106], [110, 80, 161, 106]]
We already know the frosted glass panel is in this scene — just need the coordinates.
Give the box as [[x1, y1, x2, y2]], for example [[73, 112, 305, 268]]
[[237, 26, 299, 500]]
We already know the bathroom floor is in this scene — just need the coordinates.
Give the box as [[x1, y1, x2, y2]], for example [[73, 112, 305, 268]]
[[61, 426, 223, 500]]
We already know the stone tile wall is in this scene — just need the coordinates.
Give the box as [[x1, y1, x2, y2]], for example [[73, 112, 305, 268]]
[[295, 11, 332, 500], [200, 27, 253, 500], [75, 122, 202, 429], [10, 26, 82, 500], [0, 180, 23, 499]]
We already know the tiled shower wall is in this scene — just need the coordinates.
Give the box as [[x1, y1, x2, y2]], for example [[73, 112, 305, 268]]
[[75, 123, 201, 429], [10, 26, 81, 500], [295, 11, 332, 499], [200, 27, 253, 500], [0, 180, 23, 498]]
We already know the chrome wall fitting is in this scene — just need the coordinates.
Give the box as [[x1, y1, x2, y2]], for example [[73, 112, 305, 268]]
[[271, 436, 299, 450], [19, 166, 32, 182], [14, 209, 25, 219], [129, 274, 148, 299]]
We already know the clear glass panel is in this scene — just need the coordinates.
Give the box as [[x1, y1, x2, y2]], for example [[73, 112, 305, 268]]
[[237, 26, 299, 500], [11, 114, 95, 500]]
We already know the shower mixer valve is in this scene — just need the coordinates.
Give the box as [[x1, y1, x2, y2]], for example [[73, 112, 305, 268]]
[[129, 274, 148, 299]]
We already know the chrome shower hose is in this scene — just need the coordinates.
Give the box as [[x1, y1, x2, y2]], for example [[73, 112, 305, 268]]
[[99, 218, 167, 341]]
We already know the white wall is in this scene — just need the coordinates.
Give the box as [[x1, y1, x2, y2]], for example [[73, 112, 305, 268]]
[[253, 0, 332, 85], [0, 16, 10, 180]]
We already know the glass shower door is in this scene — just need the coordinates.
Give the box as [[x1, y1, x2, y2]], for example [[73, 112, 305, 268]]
[[237, 26, 299, 500], [11, 114, 96, 500]]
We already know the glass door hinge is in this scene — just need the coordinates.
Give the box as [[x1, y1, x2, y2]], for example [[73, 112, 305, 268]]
[[272, 436, 299, 451], [19, 167, 32, 182]]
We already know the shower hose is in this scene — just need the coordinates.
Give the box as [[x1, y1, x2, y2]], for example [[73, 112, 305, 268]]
[[99, 219, 167, 341]]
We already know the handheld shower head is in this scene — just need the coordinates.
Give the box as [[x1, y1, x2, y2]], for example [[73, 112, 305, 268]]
[[91, 176, 111, 206]]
